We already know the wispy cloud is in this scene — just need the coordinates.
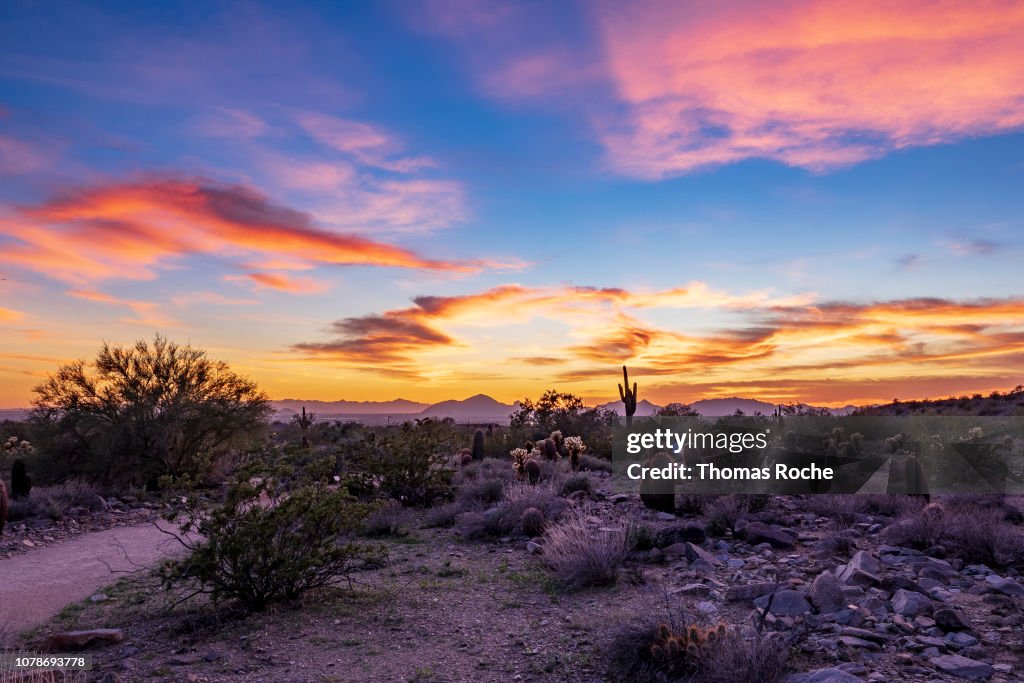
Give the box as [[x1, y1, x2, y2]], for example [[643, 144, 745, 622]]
[[940, 238, 1006, 256], [0, 176, 490, 286]]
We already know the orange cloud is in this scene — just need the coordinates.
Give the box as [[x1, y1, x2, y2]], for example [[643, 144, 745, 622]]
[[67, 289, 182, 328], [593, 0, 1024, 176], [293, 283, 1024, 402], [228, 272, 329, 294], [0, 306, 25, 321], [0, 177, 485, 285]]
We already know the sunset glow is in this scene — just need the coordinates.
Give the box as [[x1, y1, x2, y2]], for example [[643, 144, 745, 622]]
[[1, 1, 1022, 409]]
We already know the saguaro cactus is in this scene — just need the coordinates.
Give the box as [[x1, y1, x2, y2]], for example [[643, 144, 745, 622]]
[[11, 459, 31, 499], [0, 479, 8, 534], [295, 406, 315, 448], [618, 365, 638, 426], [472, 429, 486, 460]]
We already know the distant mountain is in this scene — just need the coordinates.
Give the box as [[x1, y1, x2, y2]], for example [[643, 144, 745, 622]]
[[271, 398, 428, 417], [0, 408, 30, 422], [595, 399, 662, 417], [689, 397, 777, 416], [418, 394, 516, 422]]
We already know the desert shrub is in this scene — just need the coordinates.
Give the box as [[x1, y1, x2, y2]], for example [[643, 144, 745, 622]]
[[541, 507, 633, 590], [881, 499, 1024, 566], [161, 478, 379, 611], [361, 500, 414, 537], [7, 495, 39, 523], [30, 335, 270, 487], [26, 481, 105, 521], [607, 617, 790, 683], [457, 482, 565, 540], [857, 494, 919, 518], [560, 473, 593, 497], [804, 495, 861, 530], [538, 458, 567, 484], [456, 476, 506, 510], [579, 454, 613, 473], [353, 418, 457, 506], [630, 523, 657, 551], [423, 502, 460, 528], [705, 495, 749, 536], [883, 503, 947, 550], [943, 506, 1024, 567], [453, 457, 514, 485], [677, 494, 713, 516]]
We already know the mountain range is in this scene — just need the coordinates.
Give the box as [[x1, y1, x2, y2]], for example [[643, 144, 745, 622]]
[[270, 394, 855, 423]]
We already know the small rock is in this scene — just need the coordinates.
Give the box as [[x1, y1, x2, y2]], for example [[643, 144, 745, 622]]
[[672, 583, 711, 597], [934, 607, 971, 632], [89, 593, 109, 603], [526, 541, 542, 555], [725, 582, 777, 602]]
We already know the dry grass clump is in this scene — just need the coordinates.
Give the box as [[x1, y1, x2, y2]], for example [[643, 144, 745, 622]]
[[9, 480, 106, 522], [579, 454, 613, 473], [457, 482, 565, 540], [559, 472, 593, 497], [541, 506, 633, 590], [705, 495, 749, 536], [361, 500, 415, 537]]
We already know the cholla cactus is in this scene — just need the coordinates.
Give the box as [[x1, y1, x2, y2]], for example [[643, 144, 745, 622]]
[[549, 430, 564, 455], [564, 436, 586, 471], [649, 622, 728, 677], [966, 426, 984, 441], [510, 448, 531, 477], [2, 436, 33, 454]]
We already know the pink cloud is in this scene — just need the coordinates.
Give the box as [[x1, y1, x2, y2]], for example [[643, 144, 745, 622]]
[[293, 111, 435, 173], [592, 0, 1024, 177]]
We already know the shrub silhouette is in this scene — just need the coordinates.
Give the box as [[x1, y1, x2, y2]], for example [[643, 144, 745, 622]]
[[31, 335, 270, 487]]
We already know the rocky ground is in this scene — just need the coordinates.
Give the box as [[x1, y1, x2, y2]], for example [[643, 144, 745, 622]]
[[6, 485, 1024, 682]]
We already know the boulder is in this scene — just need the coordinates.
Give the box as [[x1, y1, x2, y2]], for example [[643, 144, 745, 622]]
[[891, 588, 933, 617], [786, 667, 862, 683], [754, 589, 811, 617], [928, 654, 994, 680], [742, 522, 795, 549], [683, 542, 721, 566], [808, 571, 845, 613], [934, 607, 971, 632], [983, 575, 1024, 596]]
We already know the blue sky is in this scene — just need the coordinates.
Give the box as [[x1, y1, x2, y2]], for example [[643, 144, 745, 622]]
[[1, 0, 1023, 407]]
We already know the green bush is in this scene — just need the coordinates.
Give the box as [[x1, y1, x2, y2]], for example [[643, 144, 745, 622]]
[[161, 478, 379, 611], [351, 418, 456, 506]]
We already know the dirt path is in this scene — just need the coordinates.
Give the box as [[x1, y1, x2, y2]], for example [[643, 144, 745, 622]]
[[0, 519, 189, 637]]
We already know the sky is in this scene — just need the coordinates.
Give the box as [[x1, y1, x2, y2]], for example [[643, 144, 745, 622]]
[[1, 0, 1023, 408]]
